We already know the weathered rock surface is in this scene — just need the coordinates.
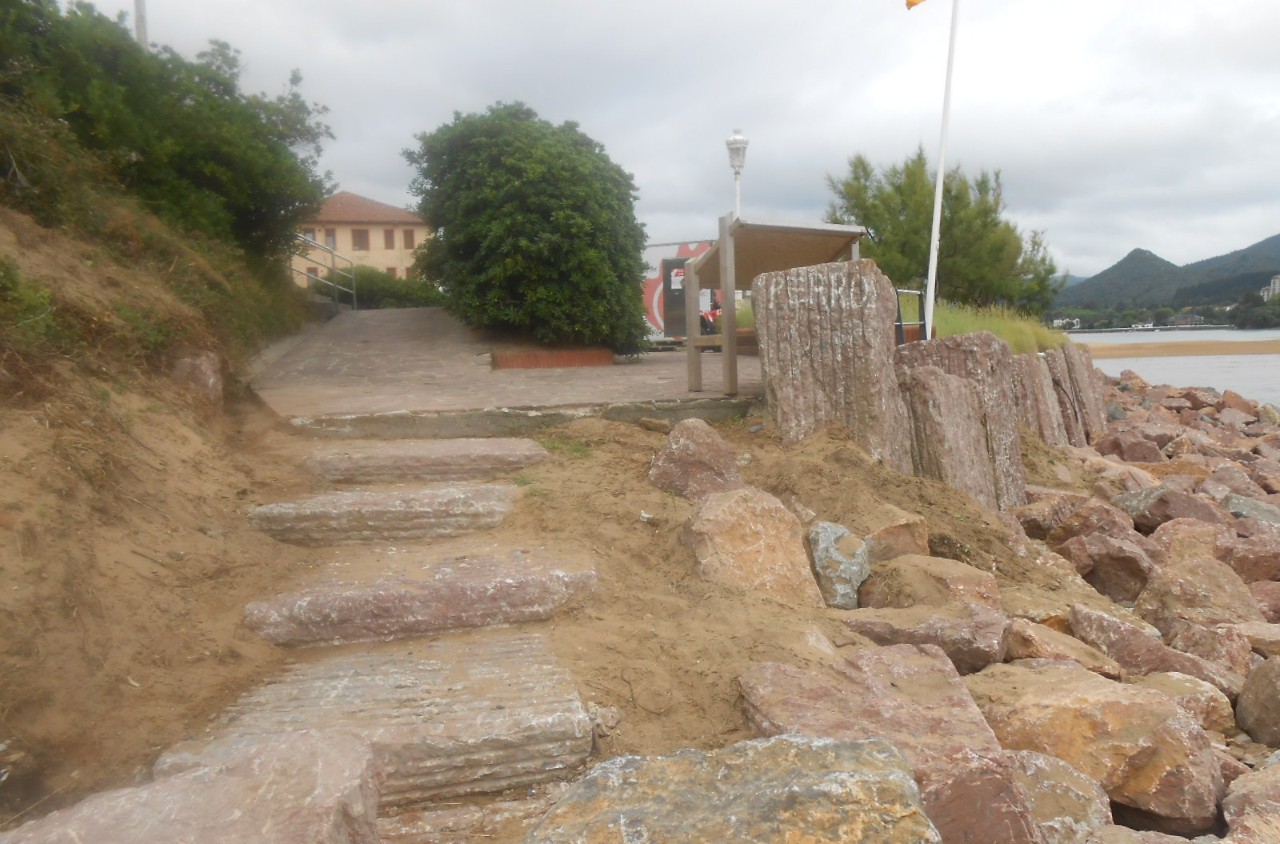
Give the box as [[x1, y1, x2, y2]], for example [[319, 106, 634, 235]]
[[859, 503, 933, 562], [1133, 554, 1265, 636], [738, 644, 1002, 779], [686, 486, 824, 607], [1166, 619, 1255, 677], [1222, 764, 1280, 838], [1112, 485, 1232, 534], [808, 521, 869, 609], [964, 661, 1225, 834], [1094, 430, 1167, 464], [250, 483, 516, 545], [379, 790, 562, 844], [523, 735, 942, 843], [647, 418, 744, 500], [895, 331, 1028, 509], [896, 364, 1001, 510], [1004, 618, 1122, 679], [1044, 347, 1087, 447], [753, 259, 912, 470], [1056, 532, 1155, 602], [1, 732, 380, 844], [1006, 750, 1112, 844], [1223, 491, 1280, 525], [1012, 490, 1090, 540], [917, 750, 1046, 844], [1083, 826, 1193, 843], [1045, 498, 1139, 548], [1069, 603, 1246, 699], [1250, 581, 1280, 623], [244, 550, 596, 646], [1236, 657, 1280, 746], [841, 602, 1009, 674], [859, 553, 1001, 610], [1127, 672, 1237, 734], [170, 349, 224, 405], [1012, 352, 1070, 448], [1061, 343, 1107, 444], [306, 438, 548, 484], [1230, 621, 1280, 657], [157, 630, 592, 807]]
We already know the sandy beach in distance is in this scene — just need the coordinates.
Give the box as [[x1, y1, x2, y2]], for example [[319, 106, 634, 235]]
[[1082, 338, 1280, 359]]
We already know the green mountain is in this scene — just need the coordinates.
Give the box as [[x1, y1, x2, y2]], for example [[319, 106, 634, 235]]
[[1057, 248, 1185, 308], [1056, 234, 1280, 308]]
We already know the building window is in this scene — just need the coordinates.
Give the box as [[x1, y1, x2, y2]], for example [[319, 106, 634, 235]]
[[384, 229, 395, 250], [306, 267, 319, 277], [351, 229, 370, 251], [324, 228, 336, 249], [386, 267, 397, 278], [403, 229, 416, 249], [303, 227, 315, 242]]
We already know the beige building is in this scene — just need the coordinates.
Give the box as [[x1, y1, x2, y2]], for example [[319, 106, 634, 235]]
[[292, 191, 430, 285]]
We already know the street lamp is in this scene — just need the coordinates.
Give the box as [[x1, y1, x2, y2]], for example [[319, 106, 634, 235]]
[[725, 129, 748, 218]]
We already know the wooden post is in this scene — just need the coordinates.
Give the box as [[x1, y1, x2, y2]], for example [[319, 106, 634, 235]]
[[685, 262, 702, 391], [719, 213, 738, 395]]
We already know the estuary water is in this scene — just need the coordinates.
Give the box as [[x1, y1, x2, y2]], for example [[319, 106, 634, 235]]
[[1074, 329, 1280, 408]]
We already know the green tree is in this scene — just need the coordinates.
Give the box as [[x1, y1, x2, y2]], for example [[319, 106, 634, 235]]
[[826, 147, 1063, 315], [404, 102, 649, 353], [0, 1, 330, 257]]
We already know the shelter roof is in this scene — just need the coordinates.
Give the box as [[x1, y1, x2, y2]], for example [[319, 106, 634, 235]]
[[689, 218, 865, 290]]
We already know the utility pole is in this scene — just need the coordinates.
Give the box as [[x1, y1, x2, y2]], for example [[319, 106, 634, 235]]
[[134, 0, 148, 50]]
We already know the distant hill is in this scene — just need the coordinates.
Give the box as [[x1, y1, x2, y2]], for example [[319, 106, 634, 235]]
[[1056, 234, 1280, 308]]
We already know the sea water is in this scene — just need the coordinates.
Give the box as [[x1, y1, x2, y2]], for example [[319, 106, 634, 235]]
[[1073, 329, 1280, 408]]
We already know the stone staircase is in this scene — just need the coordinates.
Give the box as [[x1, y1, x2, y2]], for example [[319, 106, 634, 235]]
[[1, 434, 596, 843]]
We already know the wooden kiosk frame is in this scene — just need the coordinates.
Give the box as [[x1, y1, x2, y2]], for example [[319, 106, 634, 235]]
[[684, 215, 866, 394]]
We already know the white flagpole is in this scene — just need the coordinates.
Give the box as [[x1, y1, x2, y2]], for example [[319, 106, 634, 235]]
[[923, 0, 960, 341]]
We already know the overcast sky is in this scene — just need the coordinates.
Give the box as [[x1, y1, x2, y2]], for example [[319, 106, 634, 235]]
[[86, 0, 1280, 277]]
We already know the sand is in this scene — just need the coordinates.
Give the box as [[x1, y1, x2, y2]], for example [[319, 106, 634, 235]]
[[1083, 338, 1280, 359]]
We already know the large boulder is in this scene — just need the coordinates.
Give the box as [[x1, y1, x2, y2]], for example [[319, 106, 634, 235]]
[[1133, 554, 1266, 637], [1055, 532, 1155, 602], [753, 259, 912, 470], [1012, 352, 1070, 447], [686, 486, 824, 607], [895, 331, 1028, 509], [1069, 604, 1246, 699], [1006, 750, 1112, 844], [1236, 657, 1280, 746], [1112, 486, 1233, 534], [1004, 618, 1122, 679], [0, 732, 380, 844], [1222, 764, 1280, 841], [523, 735, 942, 843], [738, 644, 1002, 780], [1045, 499, 1138, 549], [808, 521, 870, 609], [648, 418, 744, 500], [859, 553, 1001, 610], [1127, 672, 1237, 734], [841, 602, 1009, 674], [1249, 582, 1280, 623], [964, 661, 1225, 834], [917, 751, 1047, 844]]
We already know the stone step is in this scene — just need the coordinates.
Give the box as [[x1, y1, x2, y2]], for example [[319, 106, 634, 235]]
[[305, 437, 548, 484], [157, 630, 593, 808], [249, 483, 516, 545], [244, 548, 596, 646]]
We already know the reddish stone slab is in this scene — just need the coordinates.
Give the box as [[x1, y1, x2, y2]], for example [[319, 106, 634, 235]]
[[157, 630, 592, 807], [2, 732, 380, 844], [250, 483, 516, 545], [244, 550, 596, 646], [647, 418, 743, 501], [306, 438, 548, 483]]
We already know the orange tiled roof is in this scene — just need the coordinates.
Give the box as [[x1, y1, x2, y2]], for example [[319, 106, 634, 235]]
[[310, 191, 422, 224]]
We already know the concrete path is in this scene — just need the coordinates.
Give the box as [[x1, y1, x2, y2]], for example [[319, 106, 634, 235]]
[[249, 308, 762, 419]]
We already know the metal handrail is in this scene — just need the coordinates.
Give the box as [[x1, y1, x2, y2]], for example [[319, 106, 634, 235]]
[[289, 233, 358, 311]]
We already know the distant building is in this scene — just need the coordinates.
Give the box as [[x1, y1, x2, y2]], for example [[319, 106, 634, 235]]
[[1170, 313, 1206, 327], [1051, 317, 1080, 330], [291, 191, 429, 285], [1261, 274, 1280, 302]]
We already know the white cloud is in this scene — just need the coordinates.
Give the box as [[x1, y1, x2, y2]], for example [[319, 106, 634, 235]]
[[81, 0, 1280, 276]]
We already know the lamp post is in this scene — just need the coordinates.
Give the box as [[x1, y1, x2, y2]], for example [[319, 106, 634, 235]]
[[725, 129, 748, 218]]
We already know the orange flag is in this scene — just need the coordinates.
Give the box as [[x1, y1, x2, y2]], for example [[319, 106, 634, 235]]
[[906, 0, 927, 7]]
